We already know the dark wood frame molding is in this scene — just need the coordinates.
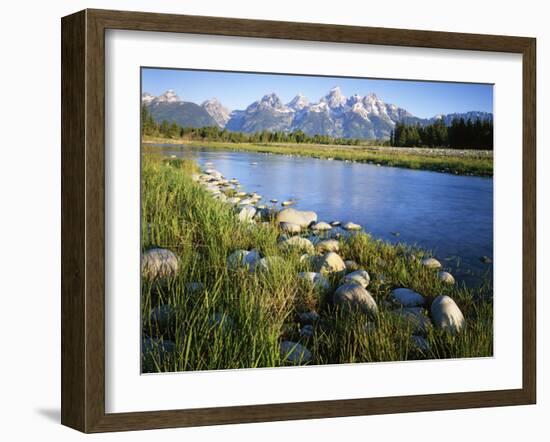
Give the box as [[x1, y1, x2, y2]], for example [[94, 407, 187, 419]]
[[61, 8, 536, 433]]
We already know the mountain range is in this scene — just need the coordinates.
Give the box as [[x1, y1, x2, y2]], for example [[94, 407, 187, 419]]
[[142, 88, 492, 140]]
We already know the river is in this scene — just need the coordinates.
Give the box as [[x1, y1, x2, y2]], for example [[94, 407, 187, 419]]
[[160, 147, 493, 285]]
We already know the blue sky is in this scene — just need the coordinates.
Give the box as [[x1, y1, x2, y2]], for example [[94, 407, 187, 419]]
[[141, 68, 493, 118]]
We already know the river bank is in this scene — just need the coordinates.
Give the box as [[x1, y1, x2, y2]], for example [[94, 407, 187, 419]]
[[141, 154, 493, 372], [142, 136, 493, 176]]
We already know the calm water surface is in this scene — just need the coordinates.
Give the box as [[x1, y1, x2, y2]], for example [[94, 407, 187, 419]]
[[162, 146, 493, 285]]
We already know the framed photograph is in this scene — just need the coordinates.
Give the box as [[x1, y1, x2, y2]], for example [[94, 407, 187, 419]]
[[61, 9, 536, 433]]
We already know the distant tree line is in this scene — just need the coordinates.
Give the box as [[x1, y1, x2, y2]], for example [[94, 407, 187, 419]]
[[390, 118, 493, 150], [142, 104, 493, 149]]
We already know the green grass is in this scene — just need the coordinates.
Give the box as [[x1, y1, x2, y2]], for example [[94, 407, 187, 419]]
[[143, 136, 493, 177], [141, 154, 493, 373]]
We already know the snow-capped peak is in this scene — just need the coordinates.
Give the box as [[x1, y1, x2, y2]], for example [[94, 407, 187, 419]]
[[321, 86, 347, 108], [141, 92, 155, 104], [201, 98, 231, 127], [287, 93, 309, 111], [156, 89, 180, 103], [361, 93, 387, 116], [363, 92, 381, 104], [259, 93, 284, 108], [202, 97, 221, 106]]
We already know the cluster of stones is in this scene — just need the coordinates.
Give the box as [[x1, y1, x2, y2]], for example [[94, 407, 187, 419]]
[[142, 164, 464, 366]]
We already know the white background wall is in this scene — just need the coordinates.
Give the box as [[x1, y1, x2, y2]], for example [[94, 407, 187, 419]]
[[0, 0, 547, 440]]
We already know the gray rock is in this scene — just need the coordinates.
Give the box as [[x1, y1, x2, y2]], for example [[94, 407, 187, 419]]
[[276, 208, 318, 228], [256, 256, 284, 272], [279, 236, 315, 254], [438, 271, 456, 284], [298, 311, 320, 324], [341, 270, 370, 288], [204, 185, 222, 195], [431, 295, 465, 333], [300, 325, 314, 338], [279, 222, 302, 234], [333, 283, 378, 315], [227, 249, 261, 270], [204, 184, 222, 194], [316, 239, 340, 253], [393, 307, 432, 335], [330, 221, 341, 227], [344, 260, 360, 272], [422, 257, 442, 269], [237, 205, 257, 222], [298, 271, 330, 291], [226, 197, 241, 204], [141, 248, 179, 281], [390, 288, 425, 307], [311, 221, 332, 231], [254, 207, 275, 222], [342, 222, 362, 231], [204, 168, 223, 179], [280, 341, 312, 365], [315, 252, 346, 275]]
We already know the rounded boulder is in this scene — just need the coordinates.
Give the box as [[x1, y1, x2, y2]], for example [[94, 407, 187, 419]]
[[279, 236, 315, 254], [276, 208, 318, 228], [315, 252, 346, 275], [390, 288, 425, 307], [298, 271, 330, 291], [438, 271, 456, 284], [316, 239, 340, 253], [422, 257, 442, 269], [341, 270, 370, 288], [333, 283, 378, 315], [430, 295, 465, 334], [141, 248, 179, 281], [279, 222, 302, 234]]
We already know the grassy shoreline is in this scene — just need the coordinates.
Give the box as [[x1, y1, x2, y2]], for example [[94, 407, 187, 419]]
[[141, 154, 493, 372], [143, 136, 493, 177]]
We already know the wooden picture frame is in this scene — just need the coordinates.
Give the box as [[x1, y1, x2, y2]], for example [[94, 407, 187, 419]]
[[61, 8, 536, 433]]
